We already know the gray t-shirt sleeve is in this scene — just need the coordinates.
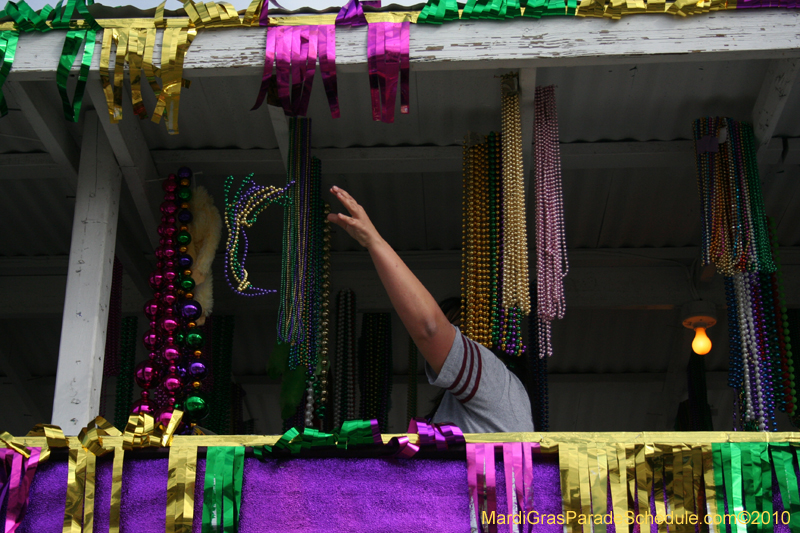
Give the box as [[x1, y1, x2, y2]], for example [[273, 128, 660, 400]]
[[425, 325, 534, 432]]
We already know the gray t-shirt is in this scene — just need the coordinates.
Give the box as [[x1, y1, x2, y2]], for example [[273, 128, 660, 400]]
[[425, 325, 534, 433]]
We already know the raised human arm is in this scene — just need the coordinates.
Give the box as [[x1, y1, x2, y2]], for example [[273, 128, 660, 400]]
[[326, 186, 455, 374]]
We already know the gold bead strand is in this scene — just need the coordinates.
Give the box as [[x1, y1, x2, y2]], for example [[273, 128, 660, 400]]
[[501, 74, 531, 315]]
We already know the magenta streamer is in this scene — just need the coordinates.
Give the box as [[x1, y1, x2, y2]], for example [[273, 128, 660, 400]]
[[369, 419, 382, 445], [399, 21, 410, 114], [407, 418, 464, 453], [2, 448, 40, 533], [251, 27, 277, 110], [366, 21, 411, 123], [317, 25, 340, 118], [485, 444, 498, 533], [289, 26, 304, 112], [258, 0, 269, 25], [381, 23, 400, 124], [387, 436, 420, 458], [467, 445, 480, 529], [335, 0, 381, 27], [275, 27, 292, 112], [475, 444, 487, 530], [502, 444, 515, 523], [523, 443, 535, 523], [367, 23, 381, 122], [293, 25, 319, 117], [257, 0, 287, 25], [375, 24, 387, 121], [252, 26, 340, 118], [336, 0, 368, 26]]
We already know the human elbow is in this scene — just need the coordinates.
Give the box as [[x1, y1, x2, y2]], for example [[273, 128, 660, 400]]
[[419, 317, 442, 342]]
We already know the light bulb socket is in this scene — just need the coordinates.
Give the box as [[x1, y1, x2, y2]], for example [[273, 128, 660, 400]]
[[681, 300, 717, 330]]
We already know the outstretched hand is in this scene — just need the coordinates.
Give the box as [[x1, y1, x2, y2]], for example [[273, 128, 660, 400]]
[[327, 186, 383, 249]]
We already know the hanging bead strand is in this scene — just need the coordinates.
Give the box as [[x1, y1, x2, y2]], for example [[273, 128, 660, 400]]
[[533, 85, 568, 359], [501, 74, 531, 317]]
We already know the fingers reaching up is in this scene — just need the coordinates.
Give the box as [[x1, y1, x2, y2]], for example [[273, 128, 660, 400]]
[[327, 186, 382, 249]]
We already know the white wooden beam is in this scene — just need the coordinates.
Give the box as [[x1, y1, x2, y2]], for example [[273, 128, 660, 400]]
[[87, 74, 160, 249], [4, 81, 152, 299], [52, 110, 122, 434], [752, 58, 800, 162], [5, 80, 80, 189], [7, 11, 800, 81]]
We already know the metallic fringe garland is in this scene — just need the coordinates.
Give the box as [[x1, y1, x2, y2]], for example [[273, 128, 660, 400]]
[[359, 312, 392, 432], [114, 316, 138, 431], [366, 21, 410, 123], [251, 24, 339, 118], [419, 0, 744, 23], [542, 440, 800, 533], [201, 446, 244, 533], [534, 85, 568, 360]]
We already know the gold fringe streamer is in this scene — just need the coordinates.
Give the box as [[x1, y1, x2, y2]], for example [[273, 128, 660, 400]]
[[681, 445, 695, 533], [0, 431, 31, 458], [588, 445, 607, 517], [25, 423, 68, 463], [98, 6, 198, 134], [608, 443, 627, 525], [577, 444, 592, 531], [625, 445, 636, 519], [109, 443, 124, 533], [691, 446, 705, 533], [701, 444, 719, 533], [166, 446, 198, 533], [653, 444, 668, 532], [635, 444, 652, 520], [673, 445, 685, 529], [62, 443, 87, 533]]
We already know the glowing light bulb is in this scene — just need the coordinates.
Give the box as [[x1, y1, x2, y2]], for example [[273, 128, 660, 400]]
[[692, 326, 712, 355]]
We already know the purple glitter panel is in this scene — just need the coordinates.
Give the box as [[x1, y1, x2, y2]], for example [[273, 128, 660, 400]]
[[93, 457, 114, 533], [120, 457, 169, 533], [10, 451, 579, 533], [238, 458, 470, 532], [18, 459, 67, 533]]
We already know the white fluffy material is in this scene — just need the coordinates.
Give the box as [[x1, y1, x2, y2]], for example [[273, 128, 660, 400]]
[[187, 186, 222, 325]]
